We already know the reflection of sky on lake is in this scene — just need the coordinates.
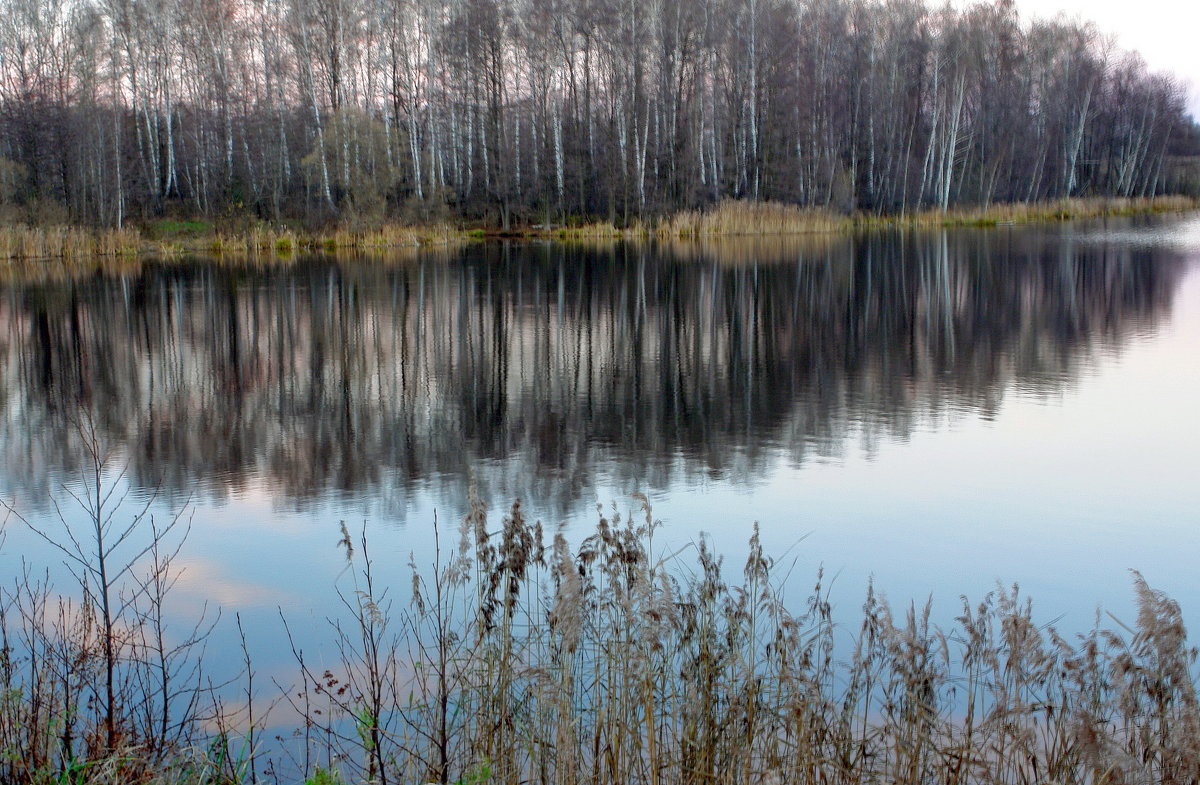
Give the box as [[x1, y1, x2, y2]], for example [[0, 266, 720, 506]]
[[655, 253, 1200, 637], [678, 261, 1200, 637], [2, 214, 1199, 691]]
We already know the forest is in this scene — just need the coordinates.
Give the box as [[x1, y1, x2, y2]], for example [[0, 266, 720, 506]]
[[1, 0, 1199, 229]]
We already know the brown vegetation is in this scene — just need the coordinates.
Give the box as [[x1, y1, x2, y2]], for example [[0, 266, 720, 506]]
[[0, 197, 1194, 264], [3, 484, 1200, 785], [564, 197, 1198, 241], [863, 195, 1200, 228], [658, 201, 845, 237], [0, 222, 464, 263], [0, 226, 141, 261]]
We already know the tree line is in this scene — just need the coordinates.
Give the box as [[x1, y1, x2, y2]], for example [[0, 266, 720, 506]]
[[0, 0, 1197, 228]]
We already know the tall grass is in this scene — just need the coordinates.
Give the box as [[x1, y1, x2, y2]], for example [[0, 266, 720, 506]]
[[660, 201, 846, 237], [651, 196, 1198, 238], [0, 222, 465, 263], [305, 496, 1198, 785], [232, 222, 463, 256], [2, 492, 1199, 784], [1, 196, 1194, 264], [862, 195, 1200, 228], [0, 226, 141, 260]]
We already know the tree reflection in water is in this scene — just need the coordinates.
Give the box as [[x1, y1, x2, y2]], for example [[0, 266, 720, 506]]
[[0, 227, 1186, 518]]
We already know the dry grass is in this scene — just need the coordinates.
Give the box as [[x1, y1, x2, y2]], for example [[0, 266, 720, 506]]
[[0, 222, 466, 265], [308, 498, 1198, 785], [207, 222, 464, 258], [7, 489, 1197, 785], [863, 195, 1199, 229], [548, 196, 1196, 253], [554, 220, 649, 240], [652, 196, 1198, 239], [0, 226, 141, 261], [660, 200, 847, 237], [307, 222, 462, 251], [1, 197, 1195, 266]]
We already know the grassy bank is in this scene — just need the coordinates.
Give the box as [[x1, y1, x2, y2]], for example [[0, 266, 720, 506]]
[[2, 483, 1199, 785], [859, 194, 1200, 229], [0, 196, 1195, 263], [0, 219, 464, 263], [203, 222, 462, 257], [0, 225, 143, 260], [654, 194, 1199, 237], [553, 195, 1198, 240]]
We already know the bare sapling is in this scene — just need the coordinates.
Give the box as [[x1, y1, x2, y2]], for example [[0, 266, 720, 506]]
[[0, 411, 210, 779]]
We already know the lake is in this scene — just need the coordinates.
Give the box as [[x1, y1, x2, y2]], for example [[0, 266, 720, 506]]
[[2, 214, 1199, 703]]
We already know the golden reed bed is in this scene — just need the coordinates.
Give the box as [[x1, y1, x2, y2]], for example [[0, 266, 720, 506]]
[[0, 196, 1193, 264]]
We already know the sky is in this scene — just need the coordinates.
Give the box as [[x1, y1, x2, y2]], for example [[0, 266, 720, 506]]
[[1011, 0, 1200, 119]]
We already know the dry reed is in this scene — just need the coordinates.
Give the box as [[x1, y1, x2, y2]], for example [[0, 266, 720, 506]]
[[653, 195, 1197, 239], [1, 196, 1194, 267], [200, 222, 465, 260], [554, 220, 649, 240], [3, 492, 1200, 785], [860, 195, 1198, 229], [0, 226, 141, 261], [276, 497, 1200, 785], [660, 200, 846, 237], [0, 222, 466, 265]]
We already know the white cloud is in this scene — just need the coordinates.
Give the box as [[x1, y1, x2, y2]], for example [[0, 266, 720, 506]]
[[172, 558, 292, 608]]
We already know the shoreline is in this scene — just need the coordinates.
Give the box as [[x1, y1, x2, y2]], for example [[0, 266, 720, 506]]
[[0, 195, 1194, 263]]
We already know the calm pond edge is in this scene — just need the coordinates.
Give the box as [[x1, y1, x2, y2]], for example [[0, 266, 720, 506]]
[[0, 195, 1195, 265]]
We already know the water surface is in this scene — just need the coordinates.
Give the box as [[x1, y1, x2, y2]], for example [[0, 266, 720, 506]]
[[2, 215, 1199, 693]]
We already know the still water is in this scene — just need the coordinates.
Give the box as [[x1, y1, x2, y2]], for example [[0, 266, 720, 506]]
[[2, 215, 1199, 696]]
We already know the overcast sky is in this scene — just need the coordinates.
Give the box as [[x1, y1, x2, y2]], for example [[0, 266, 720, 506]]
[[1010, 0, 1200, 118]]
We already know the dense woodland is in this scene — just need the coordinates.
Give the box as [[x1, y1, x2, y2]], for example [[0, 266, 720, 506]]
[[0, 0, 1198, 228]]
